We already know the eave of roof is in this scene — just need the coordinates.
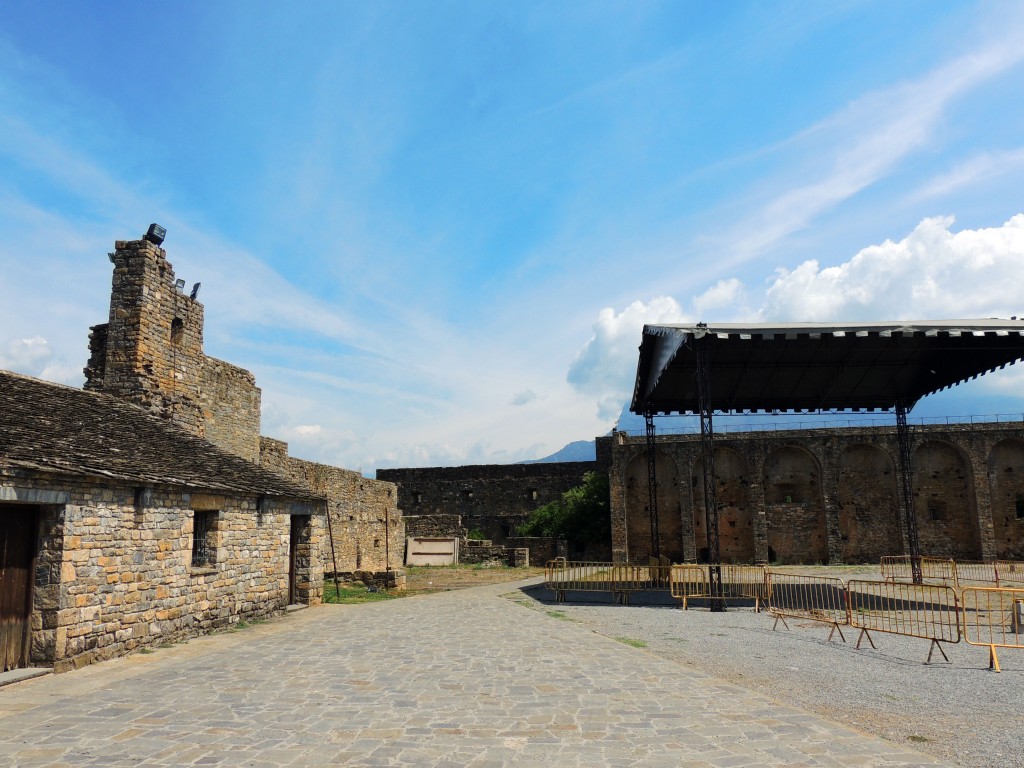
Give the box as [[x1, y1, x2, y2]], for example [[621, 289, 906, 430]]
[[0, 370, 322, 501], [630, 320, 1024, 415]]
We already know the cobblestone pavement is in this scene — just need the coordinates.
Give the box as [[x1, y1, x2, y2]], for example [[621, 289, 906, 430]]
[[0, 578, 944, 767]]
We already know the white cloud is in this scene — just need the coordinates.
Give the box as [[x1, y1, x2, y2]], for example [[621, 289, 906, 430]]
[[761, 214, 1024, 321], [577, 213, 1024, 421], [567, 296, 688, 420], [0, 335, 80, 384], [693, 278, 744, 318]]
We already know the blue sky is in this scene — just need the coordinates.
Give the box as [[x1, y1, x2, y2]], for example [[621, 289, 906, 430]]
[[2, 1, 1024, 474]]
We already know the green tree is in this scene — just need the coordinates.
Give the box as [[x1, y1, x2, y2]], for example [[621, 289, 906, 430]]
[[516, 471, 610, 544]]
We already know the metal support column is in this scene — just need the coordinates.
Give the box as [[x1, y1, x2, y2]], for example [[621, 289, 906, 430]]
[[695, 332, 724, 611], [895, 401, 922, 583], [644, 407, 661, 561]]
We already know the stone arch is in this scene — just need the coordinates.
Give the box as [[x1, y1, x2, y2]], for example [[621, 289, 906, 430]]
[[837, 444, 900, 563], [763, 446, 827, 564], [624, 450, 683, 562], [692, 447, 754, 563], [988, 439, 1024, 559], [913, 440, 980, 559]]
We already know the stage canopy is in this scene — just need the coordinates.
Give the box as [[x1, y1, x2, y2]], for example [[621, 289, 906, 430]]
[[630, 320, 1024, 415]]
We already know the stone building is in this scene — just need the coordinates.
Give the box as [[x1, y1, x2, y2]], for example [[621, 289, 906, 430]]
[[82, 232, 402, 578], [378, 460, 601, 543], [0, 370, 323, 672], [0, 227, 403, 672], [609, 423, 1024, 565]]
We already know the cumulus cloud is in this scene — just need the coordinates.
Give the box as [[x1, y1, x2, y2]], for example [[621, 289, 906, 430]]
[[567, 296, 688, 420], [761, 214, 1024, 321], [572, 213, 1024, 421], [510, 390, 538, 406], [0, 336, 52, 372]]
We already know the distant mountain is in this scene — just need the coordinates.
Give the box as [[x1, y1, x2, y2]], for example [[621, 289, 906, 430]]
[[520, 439, 596, 464]]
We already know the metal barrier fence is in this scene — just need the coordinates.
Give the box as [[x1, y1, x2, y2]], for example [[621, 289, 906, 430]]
[[995, 561, 1024, 586], [960, 587, 1024, 672], [766, 571, 849, 640], [848, 579, 960, 663], [669, 564, 769, 610], [544, 561, 672, 604], [953, 561, 999, 587], [880, 555, 956, 584]]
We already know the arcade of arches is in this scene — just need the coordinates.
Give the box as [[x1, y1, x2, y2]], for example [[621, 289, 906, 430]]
[[608, 423, 1024, 564]]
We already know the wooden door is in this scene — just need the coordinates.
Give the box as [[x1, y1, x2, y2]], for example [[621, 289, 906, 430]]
[[0, 507, 38, 671]]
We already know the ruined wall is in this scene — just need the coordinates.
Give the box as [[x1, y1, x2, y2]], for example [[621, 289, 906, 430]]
[[989, 439, 1024, 559], [624, 451, 684, 562], [609, 422, 1024, 565], [85, 238, 262, 462], [404, 514, 466, 539], [262, 438, 403, 574], [837, 444, 900, 563], [1, 469, 322, 671], [694, 448, 754, 563], [377, 462, 595, 543]]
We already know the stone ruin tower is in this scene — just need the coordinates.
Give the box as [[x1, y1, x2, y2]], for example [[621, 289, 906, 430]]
[[84, 229, 262, 462]]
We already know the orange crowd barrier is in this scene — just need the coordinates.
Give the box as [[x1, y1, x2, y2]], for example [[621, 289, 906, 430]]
[[960, 586, 1024, 672], [669, 564, 769, 610], [848, 579, 960, 663], [766, 571, 849, 640]]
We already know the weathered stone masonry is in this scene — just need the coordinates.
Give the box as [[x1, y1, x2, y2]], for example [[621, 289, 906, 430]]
[[85, 238, 261, 461], [0, 369, 323, 672], [377, 461, 596, 545], [82, 234, 400, 580], [609, 423, 1024, 564], [261, 438, 404, 574]]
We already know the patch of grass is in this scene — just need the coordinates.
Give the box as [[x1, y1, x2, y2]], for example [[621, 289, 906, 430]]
[[139, 647, 155, 654], [615, 637, 647, 648], [546, 610, 571, 620], [324, 581, 401, 604], [908, 735, 929, 743]]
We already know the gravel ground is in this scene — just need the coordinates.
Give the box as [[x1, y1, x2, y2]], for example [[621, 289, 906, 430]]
[[507, 569, 1023, 768]]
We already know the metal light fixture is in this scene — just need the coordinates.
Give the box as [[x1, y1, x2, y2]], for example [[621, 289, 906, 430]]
[[144, 223, 166, 246], [175, 279, 186, 293]]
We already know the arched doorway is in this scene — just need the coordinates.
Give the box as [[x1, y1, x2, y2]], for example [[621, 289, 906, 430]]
[[625, 451, 683, 562], [764, 446, 827, 564], [693, 447, 754, 563]]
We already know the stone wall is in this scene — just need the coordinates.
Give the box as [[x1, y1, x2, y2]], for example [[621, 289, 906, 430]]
[[377, 461, 596, 543], [610, 423, 1024, 565], [261, 438, 403, 574], [85, 238, 261, 462], [404, 514, 466, 540], [1, 469, 322, 671]]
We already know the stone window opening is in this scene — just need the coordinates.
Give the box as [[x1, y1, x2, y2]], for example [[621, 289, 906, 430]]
[[191, 510, 219, 568], [412, 491, 422, 505], [171, 317, 184, 345], [373, 538, 380, 548], [1015, 493, 1024, 520], [528, 489, 538, 501], [928, 499, 945, 522], [462, 490, 474, 501]]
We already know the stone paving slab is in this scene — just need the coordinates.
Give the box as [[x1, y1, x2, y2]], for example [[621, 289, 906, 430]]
[[0, 578, 945, 767]]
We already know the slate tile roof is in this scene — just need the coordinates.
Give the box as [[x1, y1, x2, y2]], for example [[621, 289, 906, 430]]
[[0, 370, 319, 500]]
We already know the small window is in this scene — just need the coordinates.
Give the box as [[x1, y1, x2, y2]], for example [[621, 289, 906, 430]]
[[412, 491, 422, 505], [528, 489, 538, 501], [171, 317, 184, 345], [462, 490, 474, 501], [928, 499, 945, 522], [191, 510, 218, 568], [1015, 494, 1024, 520], [373, 538, 381, 548]]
